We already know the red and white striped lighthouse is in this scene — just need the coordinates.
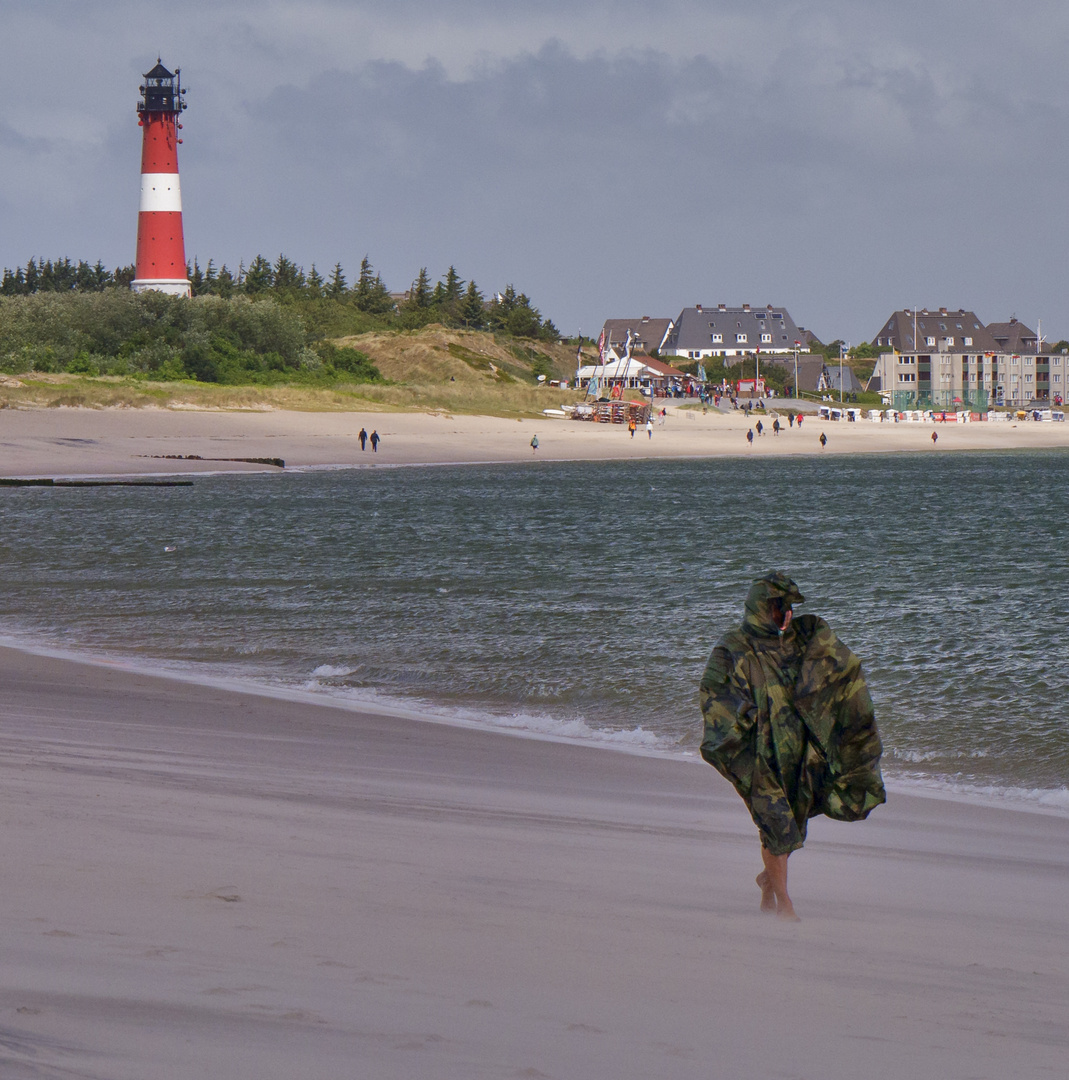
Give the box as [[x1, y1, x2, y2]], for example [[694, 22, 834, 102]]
[[131, 59, 191, 297]]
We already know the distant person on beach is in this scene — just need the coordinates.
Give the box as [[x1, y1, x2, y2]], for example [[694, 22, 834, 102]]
[[773, 418, 780, 435], [358, 428, 368, 451], [931, 431, 938, 445], [746, 428, 754, 446], [755, 420, 763, 436], [629, 417, 637, 439], [788, 413, 794, 428], [699, 573, 885, 919], [646, 418, 653, 439], [531, 434, 539, 453], [370, 430, 380, 452], [819, 432, 827, 448]]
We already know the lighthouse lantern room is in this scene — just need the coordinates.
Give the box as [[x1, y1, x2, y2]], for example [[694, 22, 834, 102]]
[[131, 60, 191, 297]]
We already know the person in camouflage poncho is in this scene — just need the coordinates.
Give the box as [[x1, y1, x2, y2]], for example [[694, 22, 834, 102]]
[[699, 572, 885, 919]]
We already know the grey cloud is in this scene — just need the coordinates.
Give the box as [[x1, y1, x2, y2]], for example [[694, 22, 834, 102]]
[[3, 3, 1069, 340]]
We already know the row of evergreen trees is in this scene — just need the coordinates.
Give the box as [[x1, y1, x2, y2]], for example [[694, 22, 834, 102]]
[[0, 255, 559, 340]]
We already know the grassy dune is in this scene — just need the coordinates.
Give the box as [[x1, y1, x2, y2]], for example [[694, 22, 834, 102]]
[[0, 327, 592, 417]]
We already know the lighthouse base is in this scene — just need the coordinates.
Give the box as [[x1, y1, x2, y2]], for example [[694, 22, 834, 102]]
[[131, 278, 192, 298]]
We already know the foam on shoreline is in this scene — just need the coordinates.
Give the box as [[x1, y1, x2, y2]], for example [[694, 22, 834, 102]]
[[3, 632, 1067, 818]]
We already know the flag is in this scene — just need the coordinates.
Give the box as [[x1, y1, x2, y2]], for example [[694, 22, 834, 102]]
[[597, 330, 606, 365], [697, 362, 707, 382]]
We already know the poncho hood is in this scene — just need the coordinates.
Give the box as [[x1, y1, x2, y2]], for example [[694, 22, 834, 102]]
[[742, 572, 806, 638]]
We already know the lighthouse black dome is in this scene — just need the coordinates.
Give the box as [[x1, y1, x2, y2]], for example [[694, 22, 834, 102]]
[[143, 60, 175, 80], [138, 58, 185, 115]]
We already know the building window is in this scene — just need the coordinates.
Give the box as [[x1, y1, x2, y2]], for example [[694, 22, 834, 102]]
[[945, 337, 954, 346], [926, 337, 936, 347], [964, 337, 973, 346], [898, 372, 916, 383], [711, 333, 722, 343], [761, 333, 772, 344], [1054, 374, 1062, 383], [1026, 374, 1033, 382], [1011, 357, 1019, 365], [736, 333, 747, 343]]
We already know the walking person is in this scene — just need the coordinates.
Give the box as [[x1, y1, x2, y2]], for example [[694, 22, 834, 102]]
[[773, 418, 780, 436], [358, 428, 368, 451], [699, 573, 885, 919], [755, 419, 764, 436], [746, 428, 754, 447], [931, 431, 938, 445], [629, 416, 637, 439], [370, 430, 380, 452], [646, 418, 653, 439], [530, 434, 539, 454], [819, 432, 827, 448]]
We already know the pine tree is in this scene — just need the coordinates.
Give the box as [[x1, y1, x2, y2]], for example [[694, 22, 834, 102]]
[[353, 256, 375, 307], [273, 254, 303, 292], [244, 255, 274, 294], [460, 280, 484, 328], [407, 267, 432, 309], [306, 263, 325, 297], [442, 265, 464, 305], [214, 265, 235, 298], [189, 258, 206, 295], [327, 262, 347, 298]]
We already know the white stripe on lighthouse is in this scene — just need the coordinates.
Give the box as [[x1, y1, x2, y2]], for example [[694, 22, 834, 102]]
[[139, 173, 183, 213]]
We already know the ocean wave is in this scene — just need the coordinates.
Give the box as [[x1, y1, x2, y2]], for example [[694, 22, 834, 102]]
[[886, 770, 1069, 816]]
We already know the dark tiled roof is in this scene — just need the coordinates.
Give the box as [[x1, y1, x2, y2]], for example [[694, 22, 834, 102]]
[[872, 309, 1000, 353], [666, 305, 808, 352], [986, 319, 1040, 354], [600, 317, 673, 354]]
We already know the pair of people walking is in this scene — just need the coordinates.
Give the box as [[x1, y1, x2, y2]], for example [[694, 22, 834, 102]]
[[358, 428, 380, 452]]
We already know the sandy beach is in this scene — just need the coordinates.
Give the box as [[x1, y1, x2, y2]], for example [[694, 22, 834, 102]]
[[3, 407, 1068, 1077], [1, 644, 1067, 1079], [3, 403, 1069, 476]]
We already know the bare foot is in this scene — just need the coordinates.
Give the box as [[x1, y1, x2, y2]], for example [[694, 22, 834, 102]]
[[776, 902, 801, 922], [756, 871, 776, 913], [759, 848, 801, 920]]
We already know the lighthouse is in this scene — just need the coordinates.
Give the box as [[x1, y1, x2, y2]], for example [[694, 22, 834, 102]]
[[131, 60, 191, 297]]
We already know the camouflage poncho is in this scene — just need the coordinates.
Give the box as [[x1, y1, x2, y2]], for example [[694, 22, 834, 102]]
[[699, 573, 885, 855]]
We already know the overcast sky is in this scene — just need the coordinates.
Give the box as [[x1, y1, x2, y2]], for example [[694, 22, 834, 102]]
[[2, 0, 1068, 343]]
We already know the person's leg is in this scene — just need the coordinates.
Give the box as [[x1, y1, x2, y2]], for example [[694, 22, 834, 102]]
[[758, 847, 799, 920]]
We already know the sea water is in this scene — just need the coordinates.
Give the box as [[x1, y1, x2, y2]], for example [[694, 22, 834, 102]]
[[2, 451, 1067, 810]]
